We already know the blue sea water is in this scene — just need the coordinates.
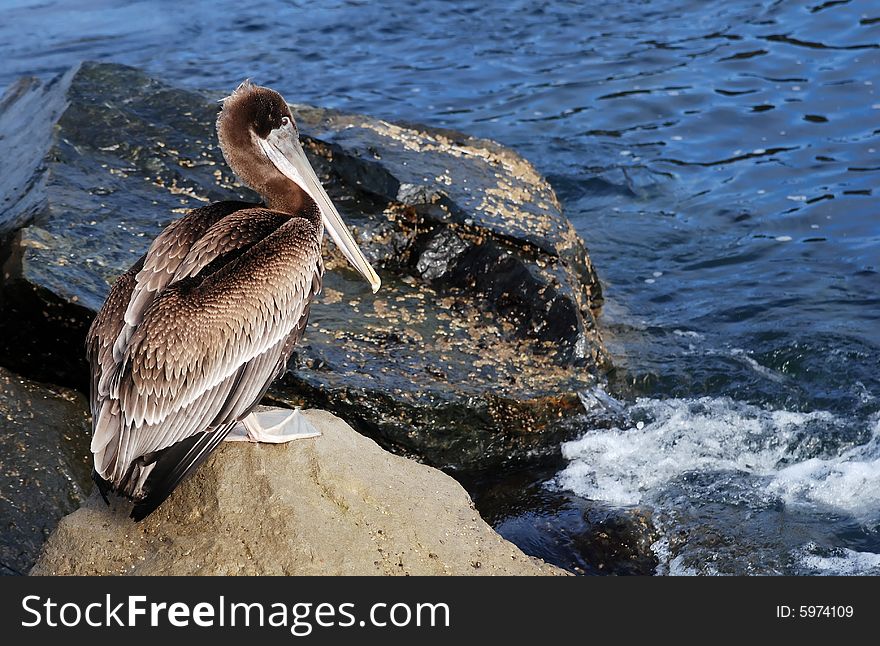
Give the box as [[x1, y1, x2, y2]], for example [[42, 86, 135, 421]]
[[2, 0, 878, 574]]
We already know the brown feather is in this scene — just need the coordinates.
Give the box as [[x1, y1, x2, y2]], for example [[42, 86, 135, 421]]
[[88, 204, 322, 493]]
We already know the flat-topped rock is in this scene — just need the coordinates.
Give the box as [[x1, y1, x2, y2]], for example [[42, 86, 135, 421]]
[[32, 409, 564, 576]]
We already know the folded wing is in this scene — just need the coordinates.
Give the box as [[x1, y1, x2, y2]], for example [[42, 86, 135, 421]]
[[87, 204, 322, 509]]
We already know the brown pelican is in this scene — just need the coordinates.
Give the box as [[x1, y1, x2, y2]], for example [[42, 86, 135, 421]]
[[87, 81, 380, 521]]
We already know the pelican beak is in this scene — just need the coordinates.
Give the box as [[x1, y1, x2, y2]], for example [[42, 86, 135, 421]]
[[259, 121, 381, 293]]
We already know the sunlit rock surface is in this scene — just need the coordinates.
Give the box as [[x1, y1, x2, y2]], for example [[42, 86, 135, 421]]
[[32, 409, 564, 576]]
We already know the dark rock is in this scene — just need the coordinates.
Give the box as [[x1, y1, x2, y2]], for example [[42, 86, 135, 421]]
[[464, 465, 659, 575], [0, 75, 68, 236], [0, 62, 607, 472], [0, 367, 91, 575], [415, 228, 469, 281]]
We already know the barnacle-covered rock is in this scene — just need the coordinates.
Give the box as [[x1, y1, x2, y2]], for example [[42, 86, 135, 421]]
[[0, 62, 607, 471]]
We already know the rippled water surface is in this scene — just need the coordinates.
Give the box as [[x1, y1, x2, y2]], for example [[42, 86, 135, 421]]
[[2, 0, 878, 574]]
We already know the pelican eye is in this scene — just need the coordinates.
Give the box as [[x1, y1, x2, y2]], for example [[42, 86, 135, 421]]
[[281, 116, 290, 127]]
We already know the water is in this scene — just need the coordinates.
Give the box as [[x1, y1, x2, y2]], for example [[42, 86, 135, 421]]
[[2, 0, 878, 574]]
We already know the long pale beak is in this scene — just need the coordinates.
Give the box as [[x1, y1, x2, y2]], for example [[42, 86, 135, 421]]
[[259, 122, 381, 293]]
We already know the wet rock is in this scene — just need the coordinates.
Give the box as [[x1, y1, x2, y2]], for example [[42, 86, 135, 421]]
[[0, 62, 606, 471], [0, 367, 91, 575], [415, 228, 469, 280], [0, 76, 68, 236], [32, 409, 564, 576], [466, 466, 659, 575]]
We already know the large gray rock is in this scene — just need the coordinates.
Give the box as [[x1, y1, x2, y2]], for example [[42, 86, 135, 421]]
[[31, 409, 564, 576], [0, 367, 91, 575], [0, 62, 606, 471]]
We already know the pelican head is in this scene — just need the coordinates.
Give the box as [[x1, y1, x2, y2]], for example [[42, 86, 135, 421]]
[[217, 80, 380, 293]]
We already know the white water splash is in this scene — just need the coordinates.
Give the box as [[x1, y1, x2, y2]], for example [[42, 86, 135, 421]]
[[797, 543, 880, 576], [768, 416, 880, 520], [557, 396, 879, 522]]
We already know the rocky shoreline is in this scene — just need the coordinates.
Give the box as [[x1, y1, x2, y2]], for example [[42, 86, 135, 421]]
[[0, 62, 646, 575]]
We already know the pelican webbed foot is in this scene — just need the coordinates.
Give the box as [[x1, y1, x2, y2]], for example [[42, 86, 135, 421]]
[[226, 407, 321, 443]]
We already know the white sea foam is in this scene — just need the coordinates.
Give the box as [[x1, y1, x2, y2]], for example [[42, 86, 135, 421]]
[[797, 544, 880, 576], [651, 538, 699, 576], [768, 416, 880, 520], [557, 397, 879, 521]]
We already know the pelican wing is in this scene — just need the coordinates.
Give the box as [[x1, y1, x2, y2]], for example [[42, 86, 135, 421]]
[[122, 201, 254, 330], [87, 255, 145, 421], [102, 201, 256, 383], [89, 201, 255, 461], [89, 210, 323, 501]]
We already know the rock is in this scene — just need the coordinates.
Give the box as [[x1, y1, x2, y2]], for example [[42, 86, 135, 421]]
[[31, 409, 564, 576], [0, 76, 68, 236], [465, 465, 659, 575], [0, 367, 91, 575], [0, 62, 606, 472]]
